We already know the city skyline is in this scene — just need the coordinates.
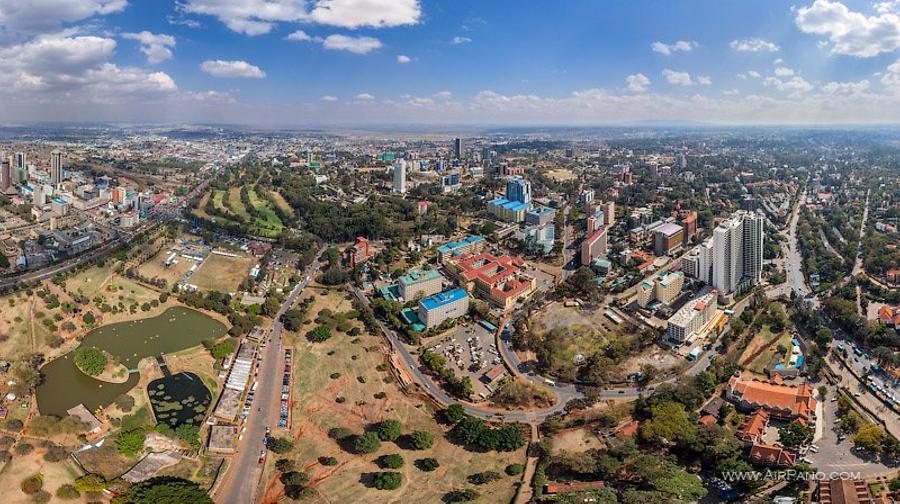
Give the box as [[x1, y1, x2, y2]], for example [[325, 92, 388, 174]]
[[9, 1, 900, 125]]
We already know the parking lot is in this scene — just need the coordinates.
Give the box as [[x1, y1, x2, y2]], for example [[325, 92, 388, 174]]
[[424, 321, 503, 399]]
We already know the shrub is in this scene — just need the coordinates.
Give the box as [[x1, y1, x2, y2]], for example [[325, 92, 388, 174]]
[[306, 324, 332, 343], [442, 404, 466, 424], [352, 432, 381, 454], [275, 459, 296, 472], [266, 436, 294, 454], [319, 456, 338, 466], [279, 471, 309, 487], [415, 458, 439, 472], [372, 471, 402, 490], [505, 463, 525, 476], [114, 394, 136, 412], [328, 427, 353, 440], [445, 489, 480, 502], [376, 420, 403, 442], [5, 419, 23, 432], [73, 474, 106, 493], [55, 484, 81, 500], [378, 454, 404, 469], [74, 347, 107, 376], [407, 431, 435, 450], [31, 490, 51, 503], [115, 429, 146, 457], [468, 470, 502, 485], [15, 443, 34, 455], [21, 474, 43, 495]]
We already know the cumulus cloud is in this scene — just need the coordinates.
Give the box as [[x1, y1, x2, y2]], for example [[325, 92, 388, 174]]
[[322, 34, 381, 54], [774, 66, 794, 77], [355, 92, 374, 100], [122, 31, 176, 64], [397, 54, 411, 63], [201, 59, 266, 78], [285, 30, 314, 41], [625, 73, 650, 93], [822, 79, 870, 94], [697, 75, 712, 85], [182, 0, 420, 35], [796, 0, 900, 57], [662, 69, 693, 86], [432, 90, 452, 99], [730, 38, 780, 52], [320, 95, 338, 101], [763, 75, 813, 93], [451, 36, 472, 44], [0, 0, 127, 38], [651, 40, 697, 55]]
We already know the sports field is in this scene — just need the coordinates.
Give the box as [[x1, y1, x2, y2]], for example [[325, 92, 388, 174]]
[[190, 253, 253, 292]]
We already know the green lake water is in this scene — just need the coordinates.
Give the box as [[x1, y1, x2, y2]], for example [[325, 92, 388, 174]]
[[36, 306, 226, 417]]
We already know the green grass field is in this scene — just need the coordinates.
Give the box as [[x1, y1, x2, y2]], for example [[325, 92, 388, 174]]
[[247, 188, 284, 236], [267, 190, 294, 218], [227, 187, 250, 220]]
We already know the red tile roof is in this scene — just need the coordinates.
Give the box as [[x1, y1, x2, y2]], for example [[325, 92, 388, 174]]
[[748, 443, 797, 467], [728, 376, 817, 422]]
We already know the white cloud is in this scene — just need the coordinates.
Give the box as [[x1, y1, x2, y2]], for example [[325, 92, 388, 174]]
[[650, 40, 697, 55], [796, 0, 900, 57], [182, 0, 421, 35], [122, 31, 176, 64], [748, 70, 761, 78], [822, 79, 870, 94], [201, 59, 266, 78], [697, 75, 712, 85], [763, 75, 813, 93], [625, 73, 650, 93], [662, 69, 693, 86], [321, 95, 338, 101], [451, 36, 472, 44], [396, 54, 411, 63], [355, 92, 374, 100], [432, 90, 452, 99], [774, 66, 794, 77], [730, 38, 780, 52], [875, 1, 900, 14], [305, 0, 420, 29], [322, 34, 381, 54], [0, 0, 127, 37], [285, 30, 314, 41], [724, 88, 740, 96], [881, 59, 900, 89]]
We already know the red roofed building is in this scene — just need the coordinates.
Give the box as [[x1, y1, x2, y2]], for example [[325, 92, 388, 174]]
[[736, 409, 769, 445], [445, 252, 536, 311], [878, 305, 900, 328], [698, 414, 717, 426], [887, 268, 900, 285], [345, 237, 371, 268], [818, 478, 874, 504], [749, 443, 797, 467], [726, 374, 817, 426]]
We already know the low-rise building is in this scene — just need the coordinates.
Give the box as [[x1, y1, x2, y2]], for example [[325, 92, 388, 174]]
[[748, 443, 797, 467], [437, 235, 485, 262], [726, 374, 817, 425], [665, 290, 717, 344], [653, 222, 684, 256], [398, 269, 443, 301], [418, 288, 470, 329], [445, 252, 536, 310], [817, 478, 874, 504], [345, 236, 371, 268]]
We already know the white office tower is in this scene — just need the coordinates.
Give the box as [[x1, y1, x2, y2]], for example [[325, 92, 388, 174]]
[[14, 152, 27, 182], [50, 150, 63, 186], [392, 159, 407, 194], [712, 211, 764, 295], [698, 237, 714, 284]]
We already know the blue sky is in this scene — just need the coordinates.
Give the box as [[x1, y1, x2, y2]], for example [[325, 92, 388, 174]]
[[4, 0, 900, 124]]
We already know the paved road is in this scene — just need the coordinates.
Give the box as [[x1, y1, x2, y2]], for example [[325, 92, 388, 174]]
[[214, 254, 322, 504]]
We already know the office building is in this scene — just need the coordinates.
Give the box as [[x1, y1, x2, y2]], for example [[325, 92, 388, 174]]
[[666, 290, 717, 344], [453, 138, 464, 160], [345, 236, 372, 268], [581, 226, 609, 266], [681, 210, 698, 241], [580, 189, 594, 205], [653, 222, 685, 256], [505, 177, 532, 204], [50, 150, 63, 186], [525, 206, 556, 226], [523, 223, 555, 255], [0, 159, 11, 191], [712, 211, 764, 295], [481, 146, 492, 165], [636, 271, 684, 308], [726, 375, 816, 425], [437, 235, 485, 262], [445, 252, 536, 311], [601, 201, 615, 226], [392, 159, 407, 194], [398, 269, 443, 301], [418, 288, 469, 329], [487, 197, 529, 222]]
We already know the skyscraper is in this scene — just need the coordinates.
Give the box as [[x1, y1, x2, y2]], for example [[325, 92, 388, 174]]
[[50, 150, 63, 186], [14, 152, 27, 183], [392, 159, 407, 194], [505, 177, 532, 204], [453, 138, 463, 160], [712, 211, 764, 294], [0, 159, 11, 190]]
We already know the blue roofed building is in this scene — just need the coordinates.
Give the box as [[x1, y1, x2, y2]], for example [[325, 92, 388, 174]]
[[488, 197, 530, 222], [437, 235, 485, 262], [417, 288, 470, 329], [525, 205, 556, 226]]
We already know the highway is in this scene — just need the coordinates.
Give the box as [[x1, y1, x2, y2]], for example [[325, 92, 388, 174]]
[[214, 254, 322, 504]]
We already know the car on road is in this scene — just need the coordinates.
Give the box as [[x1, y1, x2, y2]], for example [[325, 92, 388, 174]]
[[258, 450, 266, 464]]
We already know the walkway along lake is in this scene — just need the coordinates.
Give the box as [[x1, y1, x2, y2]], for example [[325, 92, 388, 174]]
[[36, 306, 227, 417]]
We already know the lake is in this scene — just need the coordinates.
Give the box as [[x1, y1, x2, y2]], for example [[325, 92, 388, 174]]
[[36, 306, 226, 417]]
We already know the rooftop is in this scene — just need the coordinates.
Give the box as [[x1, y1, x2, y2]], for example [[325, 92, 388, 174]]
[[437, 235, 484, 254], [398, 268, 442, 286], [419, 288, 469, 311], [654, 222, 683, 236]]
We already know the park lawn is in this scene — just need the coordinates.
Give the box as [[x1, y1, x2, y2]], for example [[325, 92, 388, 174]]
[[743, 326, 793, 375], [190, 254, 253, 293], [268, 190, 295, 218], [102, 275, 163, 307], [226, 187, 250, 220], [263, 285, 523, 504], [212, 190, 233, 216], [64, 261, 119, 299], [247, 188, 284, 237], [136, 248, 197, 288], [0, 292, 34, 360], [192, 191, 213, 220], [0, 444, 82, 504]]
